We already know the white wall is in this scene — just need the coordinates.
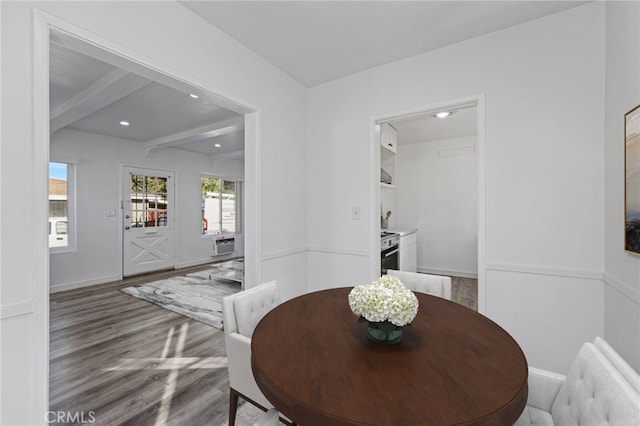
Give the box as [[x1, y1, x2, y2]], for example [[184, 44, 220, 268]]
[[0, 2, 308, 424], [49, 128, 243, 292], [395, 135, 478, 277], [308, 3, 605, 373], [603, 1, 640, 371]]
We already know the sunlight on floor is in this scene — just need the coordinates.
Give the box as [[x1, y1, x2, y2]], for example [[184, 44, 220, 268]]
[[104, 356, 228, 371], [160, 324, 175, 359], [98, 322, 228, 425], [156, 322, 188, 425]]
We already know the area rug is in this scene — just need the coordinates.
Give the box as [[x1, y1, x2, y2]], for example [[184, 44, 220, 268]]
[[220, 403, 265, 426], [119, 268, 241, 329]]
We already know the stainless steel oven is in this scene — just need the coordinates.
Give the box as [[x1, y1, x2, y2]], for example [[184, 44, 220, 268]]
[[381, 232, 399, 275]]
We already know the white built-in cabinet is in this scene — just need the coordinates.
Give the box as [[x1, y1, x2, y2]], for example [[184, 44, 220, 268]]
[[380, 123, 397, 189], [399, 232, 418, 272]]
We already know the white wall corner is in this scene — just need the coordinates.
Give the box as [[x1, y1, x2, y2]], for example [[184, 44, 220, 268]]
[[603, 271, 640, 305]]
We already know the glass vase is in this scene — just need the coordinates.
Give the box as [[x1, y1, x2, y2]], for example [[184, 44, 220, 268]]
[[367, 322, 403, 344]]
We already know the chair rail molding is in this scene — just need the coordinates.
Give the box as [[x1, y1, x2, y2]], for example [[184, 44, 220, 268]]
[[485, 262, 603, 281], [484, 263, 640, 305], [307, 246, 370, 258], [262, 246, 307, 262], [603, 271, 640, 304], [262, 246, 370, 262], [0, 300, 35, 320]]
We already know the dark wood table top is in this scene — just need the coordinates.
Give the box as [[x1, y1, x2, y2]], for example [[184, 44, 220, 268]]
[[251, 287, 528, 426]]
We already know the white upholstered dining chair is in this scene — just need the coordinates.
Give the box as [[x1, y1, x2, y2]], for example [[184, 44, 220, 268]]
[[222, 280, 281, 426], [386, 269, 452, 300], [514, 337, 639, 426]]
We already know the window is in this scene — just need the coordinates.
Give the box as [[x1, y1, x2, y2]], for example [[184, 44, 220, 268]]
[[49, 161, 75, 250], [201, 177, 242, 236]]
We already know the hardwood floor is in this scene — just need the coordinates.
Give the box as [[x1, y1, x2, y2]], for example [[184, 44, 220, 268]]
[[49, 265, 478, 426], [451, 276, 478, 311], [49, 265, 231, 426]]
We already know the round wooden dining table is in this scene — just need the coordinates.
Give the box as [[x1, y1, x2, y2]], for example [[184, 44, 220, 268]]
[[251, 287, 528, 426]]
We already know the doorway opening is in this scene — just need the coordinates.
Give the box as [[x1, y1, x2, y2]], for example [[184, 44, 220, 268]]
[[370, 95, 486, 312], [34, 14, 263, 413], [46, 28, 255, 283]]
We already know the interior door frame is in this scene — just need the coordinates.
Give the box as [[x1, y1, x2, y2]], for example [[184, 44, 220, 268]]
[[33, 9, 263, 415], [369, 93, 487, 313]]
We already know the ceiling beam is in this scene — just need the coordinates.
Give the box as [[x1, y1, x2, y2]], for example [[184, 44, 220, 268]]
[[51, 29, 252, 116], [144, 116, 244, 157], [209, 149, 245, 163], [50, 69, 151, 133]]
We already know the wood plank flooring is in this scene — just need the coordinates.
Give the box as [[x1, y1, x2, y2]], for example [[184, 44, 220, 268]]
[[49, 265, 231, 426], [451, 277, 478, 311], [49, 266, 478, 426]]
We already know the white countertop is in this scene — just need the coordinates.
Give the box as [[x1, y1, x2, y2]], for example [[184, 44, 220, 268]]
[[385, 228, 417, 236]]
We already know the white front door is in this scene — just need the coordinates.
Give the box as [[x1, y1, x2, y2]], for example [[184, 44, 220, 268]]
[[123, 166, 175, 277]]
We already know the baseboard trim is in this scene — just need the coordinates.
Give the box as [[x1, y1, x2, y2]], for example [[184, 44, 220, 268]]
[[603, 272, 640, 304], [0, 300, 34, 319], [417, 267, 478, 279], [49, 259, 233, 293], [49, 274, 122, 294]]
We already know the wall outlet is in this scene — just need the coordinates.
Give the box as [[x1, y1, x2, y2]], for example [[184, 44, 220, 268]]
[[352, 206, 361, 220]]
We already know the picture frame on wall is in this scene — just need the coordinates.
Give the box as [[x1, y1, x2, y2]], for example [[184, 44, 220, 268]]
[[625, 104, 640, 255]]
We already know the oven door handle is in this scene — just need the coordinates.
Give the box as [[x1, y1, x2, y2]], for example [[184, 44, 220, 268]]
[[382, 248, 399, 257]]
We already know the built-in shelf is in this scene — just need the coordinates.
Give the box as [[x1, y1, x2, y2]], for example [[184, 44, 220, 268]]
[[380, 182, 397, 189], [380, 123, 397, 154]]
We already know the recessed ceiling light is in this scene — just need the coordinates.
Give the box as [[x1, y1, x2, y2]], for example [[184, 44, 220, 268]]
[[214, 143, 222, 148], [434, 111, 452, 119], [190, 93, 199, 99], [119, 121, 130, 126]]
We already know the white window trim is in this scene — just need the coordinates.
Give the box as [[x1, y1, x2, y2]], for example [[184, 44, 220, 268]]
[[201, 175, 243, 239]]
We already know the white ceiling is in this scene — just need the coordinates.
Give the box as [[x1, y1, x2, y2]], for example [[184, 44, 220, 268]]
[[181, 1, 588, 88], [50, 2, 587, 153], [49, 36, 245, 158], [391, 106, 477, 145]]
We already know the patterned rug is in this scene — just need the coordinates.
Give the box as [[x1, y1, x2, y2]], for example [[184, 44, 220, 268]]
[[119, 267, 242, 329]]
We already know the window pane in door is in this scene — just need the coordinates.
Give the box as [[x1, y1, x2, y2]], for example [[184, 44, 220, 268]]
[[130, 174, 143, 227], [130, 173, 171, 228]]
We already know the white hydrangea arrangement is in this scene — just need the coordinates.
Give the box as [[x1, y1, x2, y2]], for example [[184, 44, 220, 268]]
[[348, 275, 419, 327]]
